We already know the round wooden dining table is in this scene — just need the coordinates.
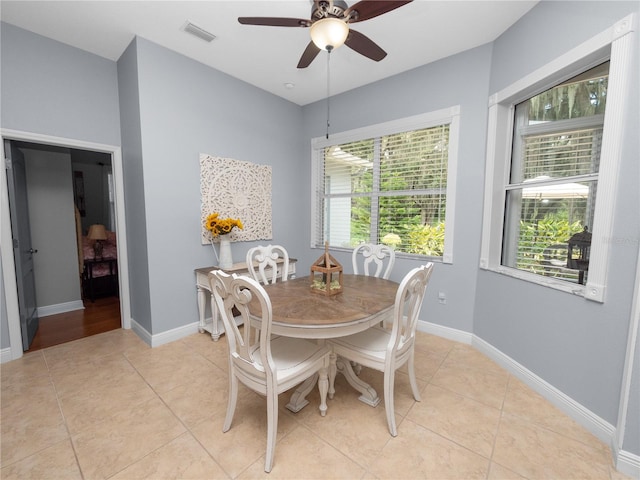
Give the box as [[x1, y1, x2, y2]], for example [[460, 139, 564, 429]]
[[249, 274, 399, 412]]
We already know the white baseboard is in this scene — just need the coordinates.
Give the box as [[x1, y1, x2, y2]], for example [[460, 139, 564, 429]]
[[38, 300, 84, 317], [472, 335, 616, 445], [615, 448, 640, 479], [129, 317, 200, 348], [418, 319, 473, 345], [129, 318, 152, 347], [418, 320, 635, 475], [150, 321, 200, 347], [1, 347, 13, 364]]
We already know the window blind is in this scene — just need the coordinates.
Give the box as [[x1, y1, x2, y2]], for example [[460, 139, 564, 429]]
[[314, 125, 450, 255]]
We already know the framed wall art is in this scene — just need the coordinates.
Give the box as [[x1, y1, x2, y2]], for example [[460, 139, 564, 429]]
[[200, 154, 272, 244]]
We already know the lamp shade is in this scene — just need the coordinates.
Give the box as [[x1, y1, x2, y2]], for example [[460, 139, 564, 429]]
[[88, 224, 107, 241], [310, 18, 349, 51]]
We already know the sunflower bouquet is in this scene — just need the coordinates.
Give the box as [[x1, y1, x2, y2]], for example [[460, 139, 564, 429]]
[[204, 212, 243, 238]]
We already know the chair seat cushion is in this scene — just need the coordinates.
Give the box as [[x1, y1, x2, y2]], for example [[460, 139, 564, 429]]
[[254, 337, 329, 380], [330, 326, 391, 361]]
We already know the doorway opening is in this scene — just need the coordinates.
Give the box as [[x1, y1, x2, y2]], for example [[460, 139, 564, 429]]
[[1, 130, 131, 361]]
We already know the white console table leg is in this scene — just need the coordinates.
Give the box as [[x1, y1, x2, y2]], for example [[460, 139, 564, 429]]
[[196, 285, 207, 334], [209, 293, 223, 341]]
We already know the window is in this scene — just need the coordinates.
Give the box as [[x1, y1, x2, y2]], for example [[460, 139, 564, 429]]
[[480, 14, 635, 302], [312, 108, 459, 263], [503, 62, 608, 284]]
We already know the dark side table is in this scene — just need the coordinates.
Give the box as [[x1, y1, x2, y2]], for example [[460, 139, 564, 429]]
[[84, 257, 118, 302]]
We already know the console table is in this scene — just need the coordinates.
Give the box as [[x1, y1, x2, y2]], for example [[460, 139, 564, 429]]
[[194, 258, 296, 341]]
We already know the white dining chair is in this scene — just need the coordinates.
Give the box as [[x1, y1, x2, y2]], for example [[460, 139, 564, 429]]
[[327, 262, 434, 437], [246, 244, 290, 285], [352, 243, 396, 279], [208, 270, 330, 473], [352, 243, 397, 339]]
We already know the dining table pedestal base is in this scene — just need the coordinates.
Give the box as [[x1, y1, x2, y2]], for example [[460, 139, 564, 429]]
[[285, 355, 380, 412], [285, 374, 317, 412], [336, 356, 381, 407]]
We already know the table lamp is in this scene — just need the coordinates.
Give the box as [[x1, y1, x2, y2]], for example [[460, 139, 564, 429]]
[[88, 224, 107, 259]]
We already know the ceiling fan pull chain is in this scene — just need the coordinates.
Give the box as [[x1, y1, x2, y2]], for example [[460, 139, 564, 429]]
[[326, 47, 332, 139]]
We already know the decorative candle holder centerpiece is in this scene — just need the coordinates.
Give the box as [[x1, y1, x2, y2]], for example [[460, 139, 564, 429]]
[[204, 212, 243, 270], [310, 242, 343, 296]]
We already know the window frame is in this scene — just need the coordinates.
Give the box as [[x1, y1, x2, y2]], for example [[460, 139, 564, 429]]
[[311, 106, 460, 264], [480, 14, 636, 302]]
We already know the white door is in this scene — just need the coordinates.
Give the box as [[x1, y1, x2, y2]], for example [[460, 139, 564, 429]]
[[5, 140, 39, 350]]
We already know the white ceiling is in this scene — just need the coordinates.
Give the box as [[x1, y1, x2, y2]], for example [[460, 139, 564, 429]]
[[0, 1, 538, 106]]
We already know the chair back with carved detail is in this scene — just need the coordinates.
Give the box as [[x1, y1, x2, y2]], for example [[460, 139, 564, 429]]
[[208, 270, 330, 473], [327, 263, 433, 437], [352, 243, 395, 279], [246, 244, 290, 285]]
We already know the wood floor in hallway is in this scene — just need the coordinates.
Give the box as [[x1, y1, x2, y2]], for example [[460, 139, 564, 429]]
[[27, 296, 121, 352]]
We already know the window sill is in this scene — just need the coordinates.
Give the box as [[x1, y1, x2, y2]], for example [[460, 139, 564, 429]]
[[481, 264, 592, 299]]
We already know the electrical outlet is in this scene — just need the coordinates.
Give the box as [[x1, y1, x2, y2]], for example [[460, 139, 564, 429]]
[[438, 292, 446, 304]]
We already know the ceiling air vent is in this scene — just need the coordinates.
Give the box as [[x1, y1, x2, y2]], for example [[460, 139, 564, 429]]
[[182, 21, 216, 43]]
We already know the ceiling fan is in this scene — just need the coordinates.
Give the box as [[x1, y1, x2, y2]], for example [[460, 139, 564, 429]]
[[238, 1, 413, 68]]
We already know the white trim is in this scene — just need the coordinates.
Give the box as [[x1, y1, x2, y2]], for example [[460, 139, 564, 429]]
[[0, 152, 23, 361], [311, 107, 461, 263], [615, 449, 640, 479], [487, 265, 587, 296], [150, 320, 200, 347], [479, 14, 636, 303], [312, 107, 461, 149], [615, 240, 640, 472], [472, 335, 616, 444], [441, 111, 460, 265], [0, 129, 132, 361], [129, 317, 152, 347], [417, 320, 473, 345], [584, 21, 635, 303], [418, 320, 633, 475], [130, 317, 203, 349], [37, 300, 84, 317], [0, 347, 13, 364], [491, 14, 635, 106]]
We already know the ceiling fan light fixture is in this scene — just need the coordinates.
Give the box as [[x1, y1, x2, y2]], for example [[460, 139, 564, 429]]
[[310, 18, 349, 51]]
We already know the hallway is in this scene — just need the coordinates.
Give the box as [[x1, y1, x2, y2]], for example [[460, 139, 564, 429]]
[[28, 296, 120, 352]]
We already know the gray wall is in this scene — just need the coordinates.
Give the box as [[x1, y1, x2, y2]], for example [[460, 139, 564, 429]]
[[118, 37, 304, 334], [625, 327, 640, 454], [1, 21, 121, 349], [116, 38, 151, 334], [24, 148, 81, 308], [301, 43, 494, 334], [0, 22, 121, 146], [476, 0, 639, 426]]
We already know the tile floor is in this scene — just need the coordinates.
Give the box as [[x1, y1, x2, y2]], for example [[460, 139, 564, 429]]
[[0, 328, 631, 479]]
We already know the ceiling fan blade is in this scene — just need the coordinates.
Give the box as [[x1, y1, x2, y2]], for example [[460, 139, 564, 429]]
[[345, 1, 413, 23], [297, 41, 321, 68], [344, 29, 387, 62], [238, 17, 310, 27]]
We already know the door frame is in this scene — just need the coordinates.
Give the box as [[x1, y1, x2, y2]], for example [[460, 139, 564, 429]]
[[1, 129, 131, 361]]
